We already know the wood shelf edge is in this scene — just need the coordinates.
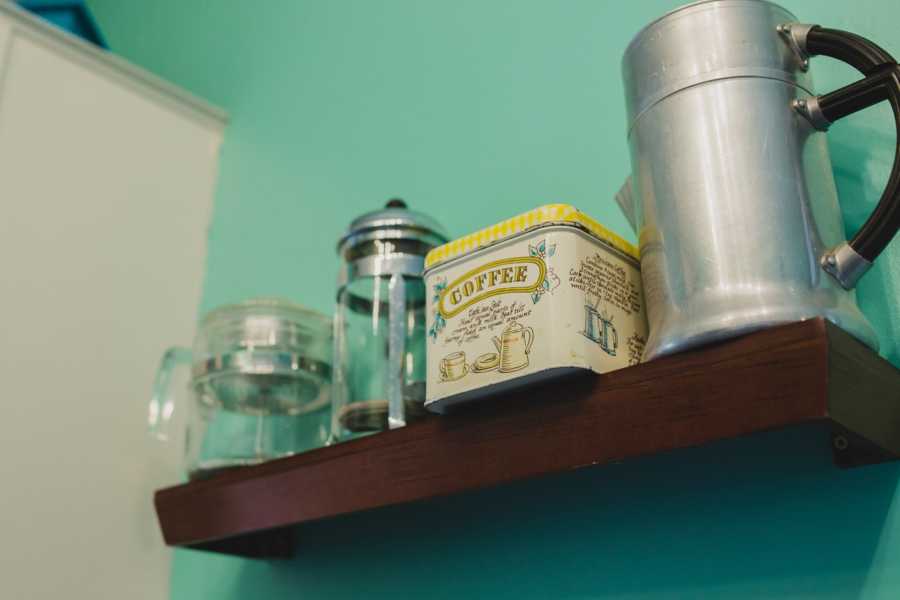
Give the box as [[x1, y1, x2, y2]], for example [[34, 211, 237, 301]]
[[824, 322, 900, 467], [153, 319, 900, 557]]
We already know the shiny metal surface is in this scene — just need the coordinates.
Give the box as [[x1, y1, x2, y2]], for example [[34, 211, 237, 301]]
[[621, 0, 878, 359], [822, 242, 873, 290], [339, 254, 425, 287], [777, 22, 815, 71], [387, 273, 407, 429], [793, 95, 831, 131], [623, 0, 812, 128], [337, 202, 448, 256]]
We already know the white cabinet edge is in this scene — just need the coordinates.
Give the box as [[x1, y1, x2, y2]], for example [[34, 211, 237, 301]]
[[0, 1, 227, 131]]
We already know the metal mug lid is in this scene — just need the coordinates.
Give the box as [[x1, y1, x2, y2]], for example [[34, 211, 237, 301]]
[[621, 0, 812, 131], [337, 199, 449, 257]]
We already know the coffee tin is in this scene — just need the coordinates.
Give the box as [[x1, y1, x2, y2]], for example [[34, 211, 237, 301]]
[[424, 204, 648, 413]]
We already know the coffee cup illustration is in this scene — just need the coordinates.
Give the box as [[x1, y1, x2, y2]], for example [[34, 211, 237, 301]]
[[440, 351, 468, 381]]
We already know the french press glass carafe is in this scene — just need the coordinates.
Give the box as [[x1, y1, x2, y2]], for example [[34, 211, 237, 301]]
[[332, 199, 448, 440]]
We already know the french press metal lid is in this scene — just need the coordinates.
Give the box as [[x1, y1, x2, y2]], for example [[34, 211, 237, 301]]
[[337, 198, 449, 285]]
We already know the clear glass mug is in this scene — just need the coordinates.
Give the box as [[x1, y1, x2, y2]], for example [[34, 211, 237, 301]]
[[149, 298, 332, 480]]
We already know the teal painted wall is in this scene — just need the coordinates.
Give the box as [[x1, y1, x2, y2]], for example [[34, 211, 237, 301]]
[[86, 0, 900, 597]]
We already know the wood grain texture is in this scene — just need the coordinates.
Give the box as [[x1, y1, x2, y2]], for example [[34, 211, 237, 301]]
[[154, 318, 900, 558]]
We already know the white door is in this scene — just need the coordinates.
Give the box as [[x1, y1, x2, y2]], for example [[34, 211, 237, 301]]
[[0, 7, 224, 599]]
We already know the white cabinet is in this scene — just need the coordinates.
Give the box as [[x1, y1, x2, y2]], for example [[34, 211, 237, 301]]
[[0, 5, 225, 599]]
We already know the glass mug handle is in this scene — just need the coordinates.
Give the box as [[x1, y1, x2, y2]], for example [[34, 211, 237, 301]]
[[148, 346, 192, 442]]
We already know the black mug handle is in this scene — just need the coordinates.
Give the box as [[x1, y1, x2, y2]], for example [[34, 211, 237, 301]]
[[780, 24, 900, 289]]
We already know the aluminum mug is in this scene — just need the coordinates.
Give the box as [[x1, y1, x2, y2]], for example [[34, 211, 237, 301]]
[[618, 0, 900, 360]]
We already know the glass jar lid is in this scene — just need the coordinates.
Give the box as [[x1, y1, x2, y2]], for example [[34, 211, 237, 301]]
[[337, 199, 449, 260], [190, 297, 333, 415], [197, 297, 330, 351], [193, 298, 331, 373]]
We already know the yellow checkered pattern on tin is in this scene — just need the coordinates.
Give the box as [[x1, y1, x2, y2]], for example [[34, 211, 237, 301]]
[[424, 204, 638, 269]]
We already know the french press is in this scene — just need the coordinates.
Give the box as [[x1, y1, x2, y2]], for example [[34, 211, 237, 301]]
[[332, 199, 448, 440]]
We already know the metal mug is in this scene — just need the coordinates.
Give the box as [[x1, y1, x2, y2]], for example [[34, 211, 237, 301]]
[[617, 0, 900, 360]]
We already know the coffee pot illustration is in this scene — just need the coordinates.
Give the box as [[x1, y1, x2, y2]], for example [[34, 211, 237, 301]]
[[583, 305, 618, 356], [492, 321, 535, 373]]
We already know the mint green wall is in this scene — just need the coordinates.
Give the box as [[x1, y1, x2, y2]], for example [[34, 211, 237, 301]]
[[88, 1, 900, 598]]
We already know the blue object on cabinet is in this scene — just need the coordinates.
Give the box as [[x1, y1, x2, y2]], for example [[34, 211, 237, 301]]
[[17, 0, 108, 48]]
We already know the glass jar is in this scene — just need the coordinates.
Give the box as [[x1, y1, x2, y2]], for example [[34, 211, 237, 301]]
[[332, 199, 448, 440], [149, 298, 332, 479]]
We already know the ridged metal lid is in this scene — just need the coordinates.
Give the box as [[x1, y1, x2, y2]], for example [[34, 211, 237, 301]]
[[337, 199, 449, 257], [621, 0, 812, 130]]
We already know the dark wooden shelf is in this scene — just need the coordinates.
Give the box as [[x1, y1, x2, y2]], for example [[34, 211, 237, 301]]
[[154, 318, 900, 559]]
